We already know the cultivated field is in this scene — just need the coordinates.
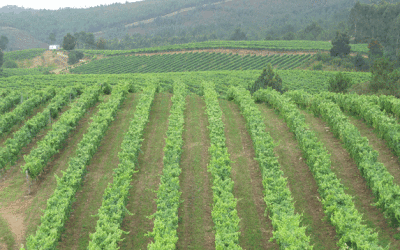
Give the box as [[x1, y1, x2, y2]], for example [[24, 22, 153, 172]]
[[0, 78, 400, 249], [0, 40, 397, 250]]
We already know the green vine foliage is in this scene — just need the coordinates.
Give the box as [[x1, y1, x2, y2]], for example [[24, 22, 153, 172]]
[[288, 90, 400, 228], [88, 83, 157, 249], [0, 87, 80, 171], [228, 86, 312, 249], [320, 92, 400, 170], [0, 90, 24, 114], [253, 88, 385, 250], [0, 87, 56, 137], [203, 81, 241, 250], [146, 81, 186, 249], [22, 86, 101, 179], [24, 83, 130, 249]]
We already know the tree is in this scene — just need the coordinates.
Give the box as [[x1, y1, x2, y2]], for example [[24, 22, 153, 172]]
[[304, 21, 323, 40], [0, 35, 9, 51], [353, 53, 369, 71], [67, 51, 84, 65], [330, 31, 351, 57], [230, 28, 247, 41], [282, 32, 296, 40], [85, 33, 95, 48], [48, 33, 56, 43], [368, 39, 383, 58], [370, 57, 400, 97], [74, 31, 95, 49], [0, 49, 3, 68], [248, 63, 284, 94], [63, 33, 76, 50], [96, 38, 106, 50]]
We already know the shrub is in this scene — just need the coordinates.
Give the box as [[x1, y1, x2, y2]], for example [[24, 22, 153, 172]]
[[368, 39, 383, 58], [328, 72, 352, 93], [3, 60, 18, 68], [353, 53, 369, 71], [315, 52, 330, 62], [313, 62, 323, 70], [102, 82, 112, 95], [67, 51, 84, 65], [248, 63, 285, 94], [331, 57, 342, 67]]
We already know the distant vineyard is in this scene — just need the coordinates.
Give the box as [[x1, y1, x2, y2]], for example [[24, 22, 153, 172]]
[[0, 68, 52, 77], [70, 53, 314, 74], [79, 40, 369, 56], [4, 48, 46, 61], [0, 70, 371, 95]]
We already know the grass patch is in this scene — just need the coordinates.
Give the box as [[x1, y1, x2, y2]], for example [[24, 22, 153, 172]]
[[0, 215, 15, 250]]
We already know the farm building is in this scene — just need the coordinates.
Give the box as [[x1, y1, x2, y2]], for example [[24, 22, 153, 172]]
[[49, 45, 60, 50]]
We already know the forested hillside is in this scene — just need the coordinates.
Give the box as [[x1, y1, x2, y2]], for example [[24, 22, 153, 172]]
[[1, 0, 399, 51]]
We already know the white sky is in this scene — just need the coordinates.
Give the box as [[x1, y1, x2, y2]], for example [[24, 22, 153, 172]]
[[0, 1, 143, 10]]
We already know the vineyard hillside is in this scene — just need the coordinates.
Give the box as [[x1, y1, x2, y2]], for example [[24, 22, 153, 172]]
[[0, 76, 399, 249]]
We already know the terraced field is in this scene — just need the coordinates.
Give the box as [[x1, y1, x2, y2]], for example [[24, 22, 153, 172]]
[[1, 77, 400, 249], [70, 53, 313, 74]]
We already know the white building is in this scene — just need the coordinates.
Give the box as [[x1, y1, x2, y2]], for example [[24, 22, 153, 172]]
[[49, 45, 60, 50]]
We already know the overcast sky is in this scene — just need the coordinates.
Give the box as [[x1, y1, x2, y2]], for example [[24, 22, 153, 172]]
[[1, 1, 143, 10]]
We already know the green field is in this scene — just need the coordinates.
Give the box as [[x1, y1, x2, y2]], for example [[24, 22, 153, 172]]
[[3, 49, 47, 62], [0, 70, 371, 95]]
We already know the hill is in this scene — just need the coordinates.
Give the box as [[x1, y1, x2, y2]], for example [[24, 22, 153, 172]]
[[0, 26, 48, 51], [0, 0, 395, 50]]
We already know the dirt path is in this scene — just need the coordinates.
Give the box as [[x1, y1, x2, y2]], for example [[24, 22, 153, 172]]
[[57, 93, 138, 249], [345, 113, 400, 187], [300, 109, 400, 249], [256, 104, 338, 249], [119, 93, 172, 249], [219, 99, 278, 249], [0, 96, 104, 249], [176, 94, 214, 249], [0, 200, 28, 250]]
